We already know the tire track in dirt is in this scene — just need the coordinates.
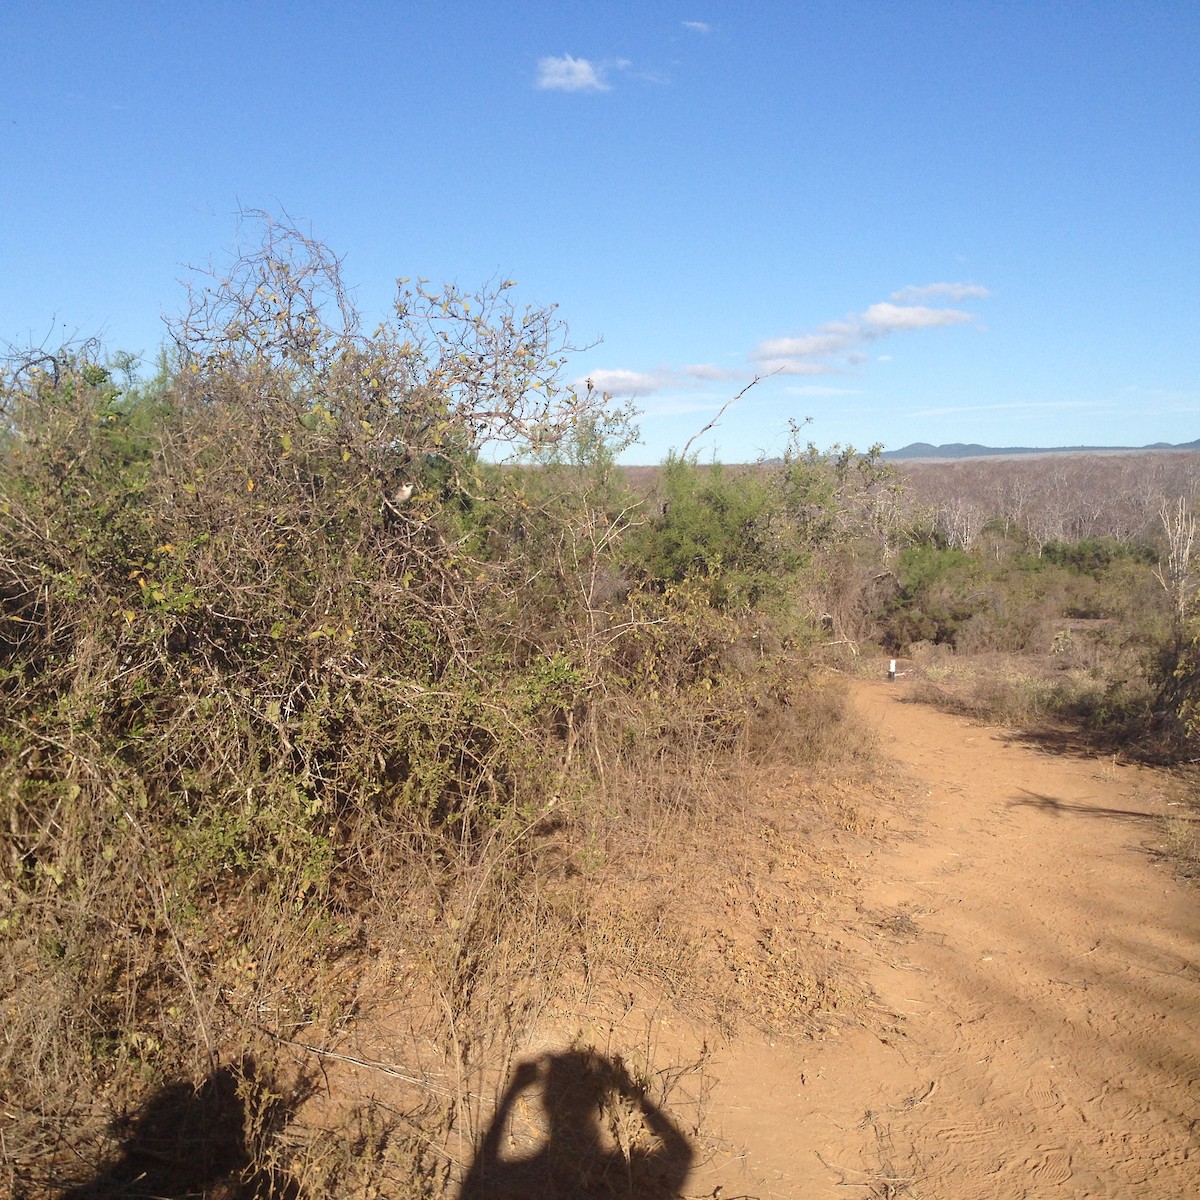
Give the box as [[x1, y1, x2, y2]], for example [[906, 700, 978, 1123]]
[[699, 678, 1199, 1199]]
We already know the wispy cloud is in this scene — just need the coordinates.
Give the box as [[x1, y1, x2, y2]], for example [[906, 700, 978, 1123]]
[[640, 395, 726, 419], [757, 328, 857, 361], [536, 55, 609, 92], [577, 362, 743, 396], [891, 282, 990, 303], [682, 20, 711, 34], [862, 302, 973, 332], [581, 282, 987, 408], [576, 368, 675, 396], [754, 357, 838, 377], [681, 362, 742, 382], [751, 285, 983, 376]]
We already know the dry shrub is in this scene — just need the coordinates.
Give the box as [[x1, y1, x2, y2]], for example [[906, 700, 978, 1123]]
[[1, 217, 895, 1197], [905, 647, 1161, 741], [1163, 811, 1200, 882], [0, 217, 608, 1195], [910, 653, 1078, 724], [744, 670, 878, 765], [558, 668, 878, 1038]]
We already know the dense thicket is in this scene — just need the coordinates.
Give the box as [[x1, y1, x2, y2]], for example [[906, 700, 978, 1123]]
[[0, 219, 891, 1196]]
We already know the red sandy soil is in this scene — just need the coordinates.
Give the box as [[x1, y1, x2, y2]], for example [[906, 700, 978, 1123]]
[[304, 677, 1196, 1198], [694, 678, 1199, 1199]]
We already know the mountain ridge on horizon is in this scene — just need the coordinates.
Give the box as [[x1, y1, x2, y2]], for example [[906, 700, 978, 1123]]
[[882, 438, 1200, 460]]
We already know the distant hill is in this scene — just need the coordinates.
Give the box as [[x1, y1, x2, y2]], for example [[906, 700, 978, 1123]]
[[883, 439, 1200, 460]]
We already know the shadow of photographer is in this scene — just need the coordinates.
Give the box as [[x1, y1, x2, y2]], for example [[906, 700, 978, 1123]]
[[59, 1057, 306, 1200], [457, 1049, 693, 1199]]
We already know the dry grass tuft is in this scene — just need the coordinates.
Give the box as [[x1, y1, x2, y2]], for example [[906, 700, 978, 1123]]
[[904, 647, 1157, 740], [1161, 777, 1200, 883]]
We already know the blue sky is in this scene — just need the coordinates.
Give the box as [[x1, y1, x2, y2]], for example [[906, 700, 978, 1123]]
[[3, 2, 1197, 461]]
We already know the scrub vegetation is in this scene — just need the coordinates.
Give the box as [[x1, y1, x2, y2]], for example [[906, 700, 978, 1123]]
[[2, 216, 1197, 1197], [886, 457, 1200, 757]]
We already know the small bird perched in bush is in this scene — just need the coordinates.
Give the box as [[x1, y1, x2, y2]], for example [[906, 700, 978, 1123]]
[[383, 482, 414, 518]]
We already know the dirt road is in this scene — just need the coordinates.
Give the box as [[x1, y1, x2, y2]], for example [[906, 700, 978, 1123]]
[[702, 679, 1199, 1198]]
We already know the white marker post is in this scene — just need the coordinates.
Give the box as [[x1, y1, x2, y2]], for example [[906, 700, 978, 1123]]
[[888, 658, 897, 682]]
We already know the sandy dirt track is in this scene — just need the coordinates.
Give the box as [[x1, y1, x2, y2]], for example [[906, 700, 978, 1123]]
[[701, 679, 1199, 1199]]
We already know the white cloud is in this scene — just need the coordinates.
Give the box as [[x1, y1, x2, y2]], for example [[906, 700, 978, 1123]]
[[578, 362, 747, 395], [891, 282, 991, 303], [862, 302, 972, 332], [575, 368, 674, 396], [682, 362, 742, 382], [756, 327, 857, 360], [751, 287, 985, 376], [641, 396, 725, 419], [683, 20, 711, 34], [580, 283, 986, 410], [536, 55, 609, 92], [751, 357, 838, 377]]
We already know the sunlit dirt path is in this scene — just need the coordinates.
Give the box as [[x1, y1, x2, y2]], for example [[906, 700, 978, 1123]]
[[699, 678, 1199, 1199]]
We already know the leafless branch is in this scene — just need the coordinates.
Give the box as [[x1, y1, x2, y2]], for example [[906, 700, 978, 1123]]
[[679, 371, 777, 460]]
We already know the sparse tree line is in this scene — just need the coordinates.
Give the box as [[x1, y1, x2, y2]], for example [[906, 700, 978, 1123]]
[[1, 216, 1197, 1195], [898, 453, 1200, 554]]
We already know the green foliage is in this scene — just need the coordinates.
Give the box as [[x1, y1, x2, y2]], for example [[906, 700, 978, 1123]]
[[624, 436, 904, 616], [775, 437, 900, 547], [877, 540, 1170, 656], [1, 218, 616, 925], [1038, 537, 1157, 576], [880, 545, 983, 648], [625, 454, 781, 607], [1165, 607, 1200, 743]]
